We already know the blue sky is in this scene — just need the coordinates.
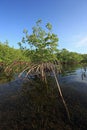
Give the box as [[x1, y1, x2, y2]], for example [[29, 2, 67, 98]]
[[0, 0, 87, 54]]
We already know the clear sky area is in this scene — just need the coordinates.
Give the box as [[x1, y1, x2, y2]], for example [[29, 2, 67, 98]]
[[0, 0, 87, 54]]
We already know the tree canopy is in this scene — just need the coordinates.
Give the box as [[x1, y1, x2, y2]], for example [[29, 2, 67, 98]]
[[19, 20, 59, 63]]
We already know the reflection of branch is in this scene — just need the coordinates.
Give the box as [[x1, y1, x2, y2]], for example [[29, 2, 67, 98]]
[[81, 66, 87, 80], [84, 67, 86, 72], [81, 71, 86, 80]]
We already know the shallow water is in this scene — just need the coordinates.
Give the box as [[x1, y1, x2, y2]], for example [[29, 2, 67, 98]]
[[0, 64, 87, 96], [59, 65, 87, 95], [60, 66, 87, 83]]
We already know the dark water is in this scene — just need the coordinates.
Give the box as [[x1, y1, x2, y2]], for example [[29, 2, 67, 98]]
[[0, 64, 87, 130]]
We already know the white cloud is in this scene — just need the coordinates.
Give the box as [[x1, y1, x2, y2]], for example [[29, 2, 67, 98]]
[[75, 36, 87, 48], [59, 34, 87, 53]]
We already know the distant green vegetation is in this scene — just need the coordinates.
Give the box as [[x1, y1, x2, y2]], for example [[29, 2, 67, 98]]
[[0, 41, 86, 65], [57, 48, 83, 64], [0, 41, 86, 66], [0, 41, 30, 65]]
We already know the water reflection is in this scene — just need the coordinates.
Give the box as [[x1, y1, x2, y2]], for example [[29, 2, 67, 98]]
[[61, 64, 80, 76], [59, 64, 87, 83], [81, 66, 87, 80]]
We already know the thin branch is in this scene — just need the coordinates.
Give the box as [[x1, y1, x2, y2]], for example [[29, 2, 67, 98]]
[[52, 68, 70, 121]]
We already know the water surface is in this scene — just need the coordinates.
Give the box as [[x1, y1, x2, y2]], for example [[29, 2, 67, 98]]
[[0, 64, 87, 96], [59, 64, 87, 95]]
